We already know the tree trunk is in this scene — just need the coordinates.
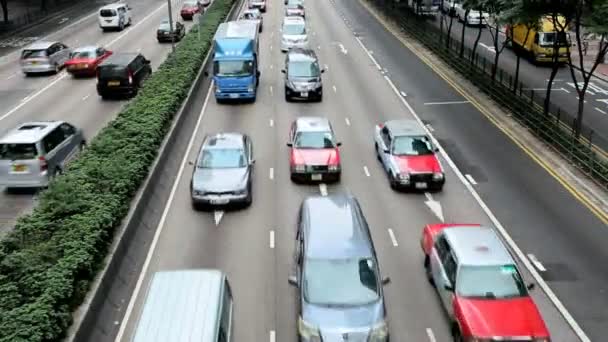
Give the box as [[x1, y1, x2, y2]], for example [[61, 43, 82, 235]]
[[544, 64, 559, 116], [446, 10, 454, 49], [41, 0, 48, 13], [491, 24, 500, 80], [471, 13, 483, 63], [513, 54, 521, 93], [0, 0, 7, 23], [459, 10, 469, 58]]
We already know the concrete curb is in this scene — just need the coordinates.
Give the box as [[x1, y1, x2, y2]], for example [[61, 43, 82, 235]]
[[64, 1, 242, 340]]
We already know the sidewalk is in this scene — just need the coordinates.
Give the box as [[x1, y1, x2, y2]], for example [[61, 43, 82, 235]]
[[569, 32, 608, 82]]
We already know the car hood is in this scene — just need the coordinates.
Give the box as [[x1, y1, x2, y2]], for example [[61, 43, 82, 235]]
[[283, 34, 307, 41], [303, 301, 384, 340], [456, 296, 549, 338], [214, 74, 253, 85], [292, 148, 339, 165], [393, 154, 441, 173], [65, 57, 95, 65], [192, 167, 249, 192]]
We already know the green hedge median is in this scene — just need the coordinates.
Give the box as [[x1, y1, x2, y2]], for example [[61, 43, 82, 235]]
[[0, 0, 234, 340]]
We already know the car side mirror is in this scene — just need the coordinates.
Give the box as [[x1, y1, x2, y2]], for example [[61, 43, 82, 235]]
[[250, 159, 256, 164], [281, 69, 286, 73], [321, 69, 326, 73], [434, 147, 439, 152], [144, 59, 150, 64], [188, 161, 194, 165], [288, 275, 298, 286], [444, 283, 454, 292], [383, 148, 389, 153], [286, 142, 293, 147], [336, 142, 342, 147], [382, 276, 391, 285], [204, 71, 209, 77], [527, 283, 535, 291]]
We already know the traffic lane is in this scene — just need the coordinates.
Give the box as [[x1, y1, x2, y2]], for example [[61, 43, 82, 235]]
[[336, 0, 602, 339], [0, 0, 186, 125], [311, 2, 579, 339]]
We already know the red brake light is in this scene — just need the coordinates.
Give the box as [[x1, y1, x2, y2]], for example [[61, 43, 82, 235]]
[[39, 156, 48, 172]]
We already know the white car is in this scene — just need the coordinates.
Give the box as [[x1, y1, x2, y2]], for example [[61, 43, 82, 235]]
[[441, 0, 460, 16], [240, 8, 263, 32], [281, 17, 308, 52], [454, 6, 488, 26], [98, 3, 132, 31]]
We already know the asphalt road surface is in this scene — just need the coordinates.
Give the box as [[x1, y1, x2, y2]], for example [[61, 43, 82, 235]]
[[103, 0, 608, 341], [0, 0, 197, 236]]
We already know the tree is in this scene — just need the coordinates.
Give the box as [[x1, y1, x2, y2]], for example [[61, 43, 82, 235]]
[[460, 8, 471, 57], [1, 0, 8, 24], [566, 0, 608, 137], [483, 0, 512, 80], [464, 0, 486, 64]]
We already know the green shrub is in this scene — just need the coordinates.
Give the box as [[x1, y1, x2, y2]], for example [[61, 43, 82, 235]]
[[0, 0, 235, 340]]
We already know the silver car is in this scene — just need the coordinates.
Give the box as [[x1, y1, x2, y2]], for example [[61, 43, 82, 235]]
[[190, 133, 254, 210], [0, 121, 86, 189], [281, 17, 308, 51], [20, 41, 71, 75], [285, 2, 305, 17], [240, 8, 263, 32]]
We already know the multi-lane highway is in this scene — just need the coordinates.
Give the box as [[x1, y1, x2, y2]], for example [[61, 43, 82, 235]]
[[427, 10, 608, 152], [87, 0, 608, 341], [0, 0, 196, 235]]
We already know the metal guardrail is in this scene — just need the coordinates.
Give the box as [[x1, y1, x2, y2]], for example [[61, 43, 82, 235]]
[[373, 1, 608, 188]]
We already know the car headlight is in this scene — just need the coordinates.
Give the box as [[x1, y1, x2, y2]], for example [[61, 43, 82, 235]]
[[432, 172, 444, 180], [295, 164, 306, 172], [298, 317, 321, 341], [328, 164, 339, 171], [83, 64, 89, 68], [192, 189, 205, 196], [214, 84, 220, 93], [248, 84, 254, 92], [398, 173, 409, 181], [368, 320, 389, 341]]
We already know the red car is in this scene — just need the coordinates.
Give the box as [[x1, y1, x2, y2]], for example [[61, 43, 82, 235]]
[[421, 223, 551, 342], [287, 116, 341, 183], [65, 46, 112, 77], [374, 119, 444, 191], [180, 0, 202, 20]]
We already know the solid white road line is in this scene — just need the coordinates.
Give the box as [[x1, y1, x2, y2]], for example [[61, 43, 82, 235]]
[[269, 231, 275, 249], [0, 1, 169, 123], [527, 253, 547, 272], [595, 107, 607, 115], [344, 117, 351, 126], [423, 100, 470, 106], [319, 183, 328, 196], [269, 167, 274, 180], [354, 37, 382, 71], [114, 81, 214, 342], [363, 166, 370, 177], [426, 328, 437, 342], [387, 228, 398, 247], [465, 174, 477, 185]]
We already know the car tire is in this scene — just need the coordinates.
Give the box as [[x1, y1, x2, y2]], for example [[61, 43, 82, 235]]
[[424, 256, 435, 287], [316, 93, 322, 102], [191, 200, 200, 211], [285, 92, 291, 102], [290, 173, 299, 183], [334, 172, 341, 183], [244, 189, 253, 208], [452, 327, 464, 342], [54, 63, 61, 74], [388, 173, 399, 190], [375, 142, 381, 162]]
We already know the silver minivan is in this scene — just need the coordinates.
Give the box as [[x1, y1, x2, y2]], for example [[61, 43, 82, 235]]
[[131, 269, 233, 342], [0, 121, 85, 189], [20, 41, 71, 75]]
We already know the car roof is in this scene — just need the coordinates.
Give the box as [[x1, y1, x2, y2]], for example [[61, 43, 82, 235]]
[[385, 119, 426, 137], [287, 48, 316, 62], [203, 133, 245, 149], [0, 121, 63, 144], [294, 117, 331, 133], [302, 194, 374, 259], [73, 45, 98, 52], [24, 41, 57, 50], [443, 226, 516, 266], [100, 3, 127, 10], [99, 52, 140, 66]]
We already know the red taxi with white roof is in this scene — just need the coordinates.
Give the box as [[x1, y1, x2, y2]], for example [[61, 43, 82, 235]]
[[287, 116, 341, 183], [64, 46, 112, 77], [421, 223, 551, 342], [374, 119, 444, 191]]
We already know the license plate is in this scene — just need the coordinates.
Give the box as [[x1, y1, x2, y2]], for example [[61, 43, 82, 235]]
[[311, 174, 322, 181], [210, 198, 229, 204], [301, 91, 308, 97], [415, 182, 427, 189], [11, 164, 27, 172], [30, 61, 38, 65], [108, 80, 120, 86], [229, 94, 239, 98]]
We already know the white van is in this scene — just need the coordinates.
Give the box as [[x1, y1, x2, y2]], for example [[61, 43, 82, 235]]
[[98, 3, 132, 31]]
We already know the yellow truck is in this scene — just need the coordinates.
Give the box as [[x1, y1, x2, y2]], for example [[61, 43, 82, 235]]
[[506, 16, 571, 63]]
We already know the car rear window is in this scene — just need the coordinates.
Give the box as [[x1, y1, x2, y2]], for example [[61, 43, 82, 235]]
[[98, 65, 127, 78], [0, 143, 39, 160], [100, 9, 117, 17], [457, 264, 527, 299], [21, 49, 47, 59]]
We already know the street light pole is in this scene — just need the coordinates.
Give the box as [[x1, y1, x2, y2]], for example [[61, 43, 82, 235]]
[[167, 0, 176, 52]]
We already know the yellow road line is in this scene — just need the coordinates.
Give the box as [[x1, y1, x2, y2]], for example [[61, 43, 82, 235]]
[[360, 0, 608, 224]]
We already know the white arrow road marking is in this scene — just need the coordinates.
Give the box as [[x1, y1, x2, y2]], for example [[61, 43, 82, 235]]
[[527, 254, 547, 272], [424, 192, 444, 222], [338, 43, 348, 54], [319, 183, 328, 196], [214, 211, 224, 226]]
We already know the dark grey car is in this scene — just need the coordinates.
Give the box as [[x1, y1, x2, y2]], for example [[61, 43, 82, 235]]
[[282, 48, 324, 102], [190, 133, 254, 210], [289, 194, 390, 342]]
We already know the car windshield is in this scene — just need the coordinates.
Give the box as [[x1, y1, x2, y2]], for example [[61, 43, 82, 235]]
[[304, 257, 380, 306], [0, 143, 39, 160], [294, 131, 334, 149], [198, 148, 246, 168], [184, 0, 198, 5], [283, 23, 305, 35], [99, 9, 116, 17], [243, 12, 259, 19], [70, 50, 96, 59], [214, 60, 254, 77], [287, 3, 303, 9], [21, 49, 46, 59], [391, 135, 434, 156], [540, 32, 570, 47], [288, 61, 319, 77], [457, 265, 528, 299], [159, 22, 171, 30]]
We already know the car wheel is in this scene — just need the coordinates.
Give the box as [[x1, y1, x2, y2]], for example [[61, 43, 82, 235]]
[[424, 256, 435, 287], [191, 200, 200, 211], [290, 173, 299, 183], [452, 327, 464, 342], [285, 92, 291, 102], [119, 20, 124, 31], [375, 142, 382, 162], [388, 173, 399, 190], [54, 63, 61, 74], [334, 172, 341, 183]]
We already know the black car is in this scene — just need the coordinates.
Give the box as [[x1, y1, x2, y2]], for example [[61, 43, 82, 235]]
[[289, 194, 391, 342], [282, 48, 324, 102], [96, 53, 152, 99], [157, 18, 186, 43]]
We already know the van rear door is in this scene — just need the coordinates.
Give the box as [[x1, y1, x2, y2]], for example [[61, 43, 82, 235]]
[[0, 143, 43, 185]]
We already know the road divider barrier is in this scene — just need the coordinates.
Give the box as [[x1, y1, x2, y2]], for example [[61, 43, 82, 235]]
[[0, 0, 236, 340]]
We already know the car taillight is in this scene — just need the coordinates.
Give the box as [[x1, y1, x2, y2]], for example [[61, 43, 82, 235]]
[[39, 156, 48, 172]]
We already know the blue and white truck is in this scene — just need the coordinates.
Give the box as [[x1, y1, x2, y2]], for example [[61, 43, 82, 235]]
[[212, 21, 260, 102]]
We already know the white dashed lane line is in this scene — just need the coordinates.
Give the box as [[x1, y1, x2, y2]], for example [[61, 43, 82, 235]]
[[344, 117, 350, 126], [269, 167, 274, 180], [363, 166, 370, 177], [319, 183, 328, 196], [387, 228, 398, 247], [269, 231, 275, 249]]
